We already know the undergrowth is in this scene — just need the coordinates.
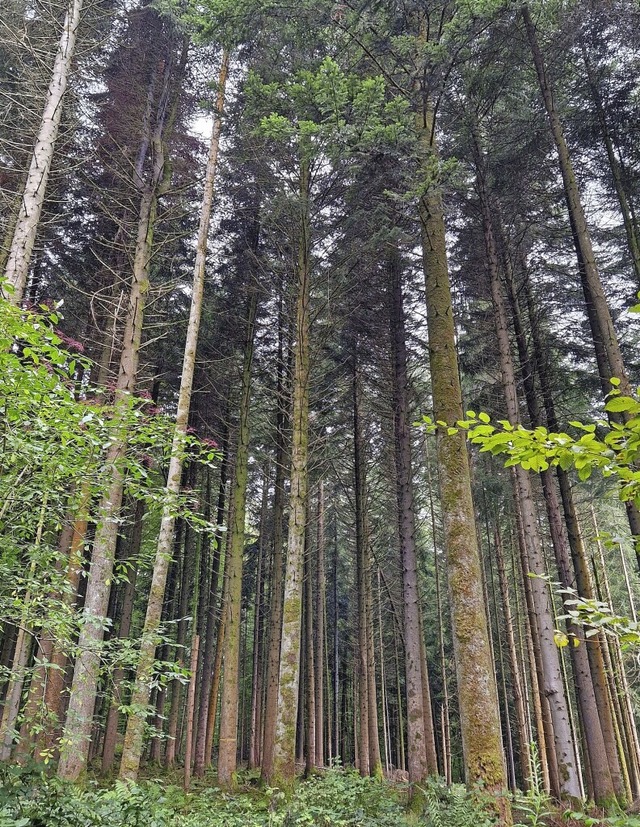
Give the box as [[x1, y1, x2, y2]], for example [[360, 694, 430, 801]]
[[0, 761, 632, 827]]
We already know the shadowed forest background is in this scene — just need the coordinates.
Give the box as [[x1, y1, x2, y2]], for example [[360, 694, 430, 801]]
[[2, 1, 640, 825]]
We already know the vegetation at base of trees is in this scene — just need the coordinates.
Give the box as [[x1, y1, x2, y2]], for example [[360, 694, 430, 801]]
[[0, 764, 638, 827]]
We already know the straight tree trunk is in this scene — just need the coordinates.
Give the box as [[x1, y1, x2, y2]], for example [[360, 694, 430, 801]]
[[101, 499, 144, 772], [249, 467, 269, 769], [494, 526, 532, 788], [314, 482, 326, 769], [270, 156, 311, 785], [415, 98, 508, 811], [183, 636, 200, 790], [388, 251, 437, 784], [193, 415, 229, 773], [217, 283, 259, 785], [353, 352, 370, 777], [514, 249, 626, 800], [305, 532, 316, 773], [580, 45, 640, 285], [118, 51, 229, 781], [260, 286, 290, 780], [3, 0, 84, 302]]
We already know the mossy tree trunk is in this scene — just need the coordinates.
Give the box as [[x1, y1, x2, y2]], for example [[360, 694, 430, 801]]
[[415, 99, 509, 818]]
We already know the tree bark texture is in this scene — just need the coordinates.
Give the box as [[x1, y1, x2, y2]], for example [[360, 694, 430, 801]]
[[416, 101, 508, 808]]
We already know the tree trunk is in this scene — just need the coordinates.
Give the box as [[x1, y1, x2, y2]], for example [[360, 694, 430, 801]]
[[522, 4, 640, 567], [314, 482, 326, 769], [581, 45, 640, 286], [183, 636, 200, 791], [305, 531, 316, 774], [415, 98, 508, 810], [270, 156, 311, 785], [494, 526, 532, 789], [217, 283, 259, 785], [260, 285, 290, 781], [101, 499, 144, 772], [3, 0, 84, 303], [514, 248, 626, 801], [388, 250, 436, 784], [353, 352, 370, 777]]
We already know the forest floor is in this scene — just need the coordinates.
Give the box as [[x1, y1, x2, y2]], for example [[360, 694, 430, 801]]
[[1, 763, 637, 827]]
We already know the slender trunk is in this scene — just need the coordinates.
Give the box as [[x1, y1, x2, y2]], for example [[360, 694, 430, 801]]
[[204, 527, 231, 765], [522, 4, 640, 566], [165, 513, 191, 768], [494, 526, 531, 788], [353, 353, 370, 777], [314, 482, 325, 768], [0, 498, 47, 758], [305, 532, 316, 773], [217, 283, 259, 785], [3, 0, 84, 302], [388, 252, 436, 784], [473, 130, 587, 800], [270, 157, 311, 785], [249, 467, 269, 769], [415, 99, 507, 807], [101, 500, 144, 772], [183, 636, 200, 790], [119, 51, 229, 781], [261, 287, 290, 780]]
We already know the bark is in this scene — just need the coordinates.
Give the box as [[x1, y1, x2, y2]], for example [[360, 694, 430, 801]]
[[260, 286, 290, 781], [118, 51, 228, 781], [494, 526, 532, 788], [388, 251, 436, 784], [270, 156, 311, 785], [305, 533, 316, 773], [314, 482, 326, 768], [217, 283, 259, 785], [353, 354, 370, 778], [415, 99, 508, 809], [249, 467, 269, 769], [101, 499, 144, 772], [3, 0, 84, 303], [183, 636, 200, 791]]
